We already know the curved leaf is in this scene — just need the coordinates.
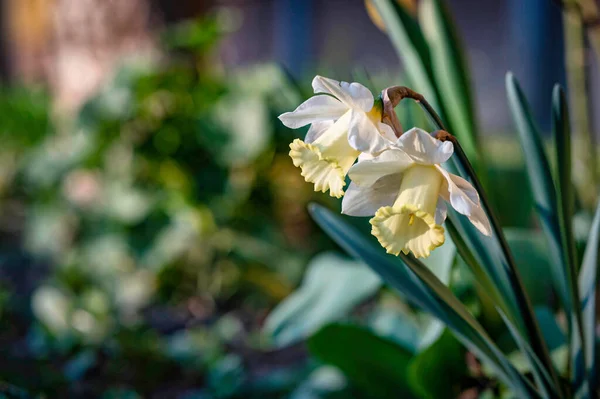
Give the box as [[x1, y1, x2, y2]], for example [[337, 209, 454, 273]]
[[308, 203, 538, 397], [407, 330, 466, 399], [308, 324, 415, 399], [370, 0, 440, 111], [264, 252, 382, 347], [552, 85, 587, 390], [578, 200, 600, 390], [506, 73, 569, 314], [419, 0, 479, 163]]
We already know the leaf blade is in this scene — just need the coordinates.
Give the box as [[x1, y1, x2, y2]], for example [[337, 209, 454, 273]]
[[506, 73, 569, 313], [578, 200, 600, 390], [308, 203, 538, 397], [419, 0, 479, 163], [308, 323, 415, 399], [552, 84, 587, 390]]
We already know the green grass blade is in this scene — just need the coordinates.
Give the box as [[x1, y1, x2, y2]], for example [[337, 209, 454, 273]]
[[308, 203, 539, 397], [418, 0, 479, 164], [553, 85, 587, 390], [506, 73, 570, 314], [579, 199, 600, 391]]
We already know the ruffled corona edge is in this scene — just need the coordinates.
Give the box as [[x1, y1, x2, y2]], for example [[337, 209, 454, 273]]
[[369, 204, 445, 258], [289, 138, 347, 198]]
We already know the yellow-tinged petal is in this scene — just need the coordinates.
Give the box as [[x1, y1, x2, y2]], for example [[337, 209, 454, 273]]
[[289, 112, 360, 198], [370, 165, 445, 258]]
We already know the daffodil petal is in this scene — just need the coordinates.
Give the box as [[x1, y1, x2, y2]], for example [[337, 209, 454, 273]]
[[357, 152, 376, 162], [378, 121, 399, 142], [278, 94, 348, 129], [341, 176, 400, 217], [437, 166, 491, 236], [348, 148, 413, 187], [398, 128, 454, 165], [435, 198, 447, 225], [347, 110, 395, 153], [312, 75, 374, 111], [305, 121, 334, 143]]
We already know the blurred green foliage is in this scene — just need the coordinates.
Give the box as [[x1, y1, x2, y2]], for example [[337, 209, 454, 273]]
[[0, 17, 342, 398]]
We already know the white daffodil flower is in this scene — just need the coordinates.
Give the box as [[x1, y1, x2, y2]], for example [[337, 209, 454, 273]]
[[341, 128, 491, 258], [279, 76, 396, 198]]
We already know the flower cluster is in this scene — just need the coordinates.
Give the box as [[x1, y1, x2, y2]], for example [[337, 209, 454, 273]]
[[279, 76, 491, 258]]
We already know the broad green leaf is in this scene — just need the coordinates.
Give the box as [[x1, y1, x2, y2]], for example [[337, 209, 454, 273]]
[[407, 330, 466, 399], [578, 199, 600, 390], [308, 204, 537, 397], [552, 85, 586, 390], [506, 73, 570, 314], [288, 366, 347, 399], [369, 237, 455, 353], [307, 323, 416, 399], [264, 252, 382, 347], [419, 0, 479, 164], [369, 308, 422, 353]]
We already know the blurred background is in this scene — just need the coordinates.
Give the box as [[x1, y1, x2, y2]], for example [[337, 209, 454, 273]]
[[0, 0, 597, 397]]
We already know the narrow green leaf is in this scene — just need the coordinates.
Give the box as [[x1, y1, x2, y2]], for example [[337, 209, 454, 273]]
[[552, 84, 587, 389], [398, 248, 547, 398], [448, 221, 560, 397], [371, 0, 440, 110], [418, 90, 562, 396], [308, 324, 415, 399], [506, 73, 570, 314], [579, 199, 600, 390], [308, 204, 538, 397], [419, 0, 479, 163]]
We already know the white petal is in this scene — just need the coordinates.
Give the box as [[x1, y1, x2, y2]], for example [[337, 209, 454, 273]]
[[357, 152, 376, 161], [398, 127, 454, 165], [435, 198, 447, 225], [437, 166, 491, 236], [341, 176, 401, 217], [348, 148, 413, 187], [347, 110, 393, 153], [312, 75, 374, 111], [378, 122, 399, 142], [305, 121, 334, 143], [278, 95, 348, 129]]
